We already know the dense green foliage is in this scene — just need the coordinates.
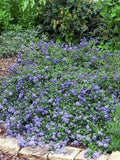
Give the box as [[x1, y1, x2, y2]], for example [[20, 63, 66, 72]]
[[35, 0, 107, 44], [96, 0, 120, 50], [0, 0, 13, 32], [0, 0, 119, 51], [0, 0, 46, 32]]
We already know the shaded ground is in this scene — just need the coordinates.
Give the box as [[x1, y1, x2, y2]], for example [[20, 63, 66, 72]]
[[0, 56, 18, 78]]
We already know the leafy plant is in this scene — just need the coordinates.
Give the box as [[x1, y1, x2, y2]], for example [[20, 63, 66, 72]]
[[35, 0, 105, 44], [0, 0, 45, 33], [20, 0, 46, 11], [96, 0, 120, 50], [0, 0, 13, 32]]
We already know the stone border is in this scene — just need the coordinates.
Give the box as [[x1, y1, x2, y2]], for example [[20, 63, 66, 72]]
[[0, 136, 120, 160], [0, 122, 120, 160]]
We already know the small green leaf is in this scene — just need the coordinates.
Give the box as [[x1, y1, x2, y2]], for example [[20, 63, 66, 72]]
[[111, 13, 116, 17], [56, 39, 61, 44], [114, 18, 120, 22], [106, 2, 113, 6]]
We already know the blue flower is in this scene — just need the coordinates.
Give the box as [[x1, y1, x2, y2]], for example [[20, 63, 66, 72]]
[[71, 140, 79, 146], [83, 117, 87, 121], [52, 59, 57, 64], [98, 131, 103, 136], [91, 56, 97, 62], [28, 140, 36, 147], [19, 93, 23, 99], [103, 143, 108, 148], [3, 99, 7, 104], [18, 52, 21, 58], [30, 42, 34, 47], [84, 151, 88, 158], [17, 135, 26, 148], [86, 125, 89, 129], [17, 58, 21, 64], [22, 46, 26, 50], [97, 141, 103, 147], [75, 102, 81, 106], [55, 96, 61, 102], [70, 89, 77, 96], [92, 135, 97, 141], [93, 151, 100, 160], [93, 85, 99, 90], [86, 137, 91, 143], [32, 93, 37, 99], [61, 117, 69, 124], [8, 108, 15, 113], [46, 56, 50, 59], [78, 96, 86, 102], [74, 55, 78, 60], [76, 134, 84, 140], [0, 104, 3, 110], [9, 92, 13, 96], [38, 141, 45, 148], [48, 98, 53, 103]]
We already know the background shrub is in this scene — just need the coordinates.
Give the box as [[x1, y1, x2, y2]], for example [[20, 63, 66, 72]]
[[0, 28, 39, 57], [0, 0, 119, 55], [35, 0, 107, 44], [0, 0, 112, 45], [35, 0, 120, 51]]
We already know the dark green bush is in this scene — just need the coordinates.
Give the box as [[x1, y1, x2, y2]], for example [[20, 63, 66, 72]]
[[35, 0, 109, 44]]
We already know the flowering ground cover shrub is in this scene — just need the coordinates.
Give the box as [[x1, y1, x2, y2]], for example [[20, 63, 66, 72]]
[[0, 38, 120, 159]]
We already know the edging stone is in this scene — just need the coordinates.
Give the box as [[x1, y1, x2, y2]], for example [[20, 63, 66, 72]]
[[0, 135, 120, 160], [97, 154, 110, 160], [75, 150, 91, 160], [108, 151, 120, 160], [0, 136, 20, 155], [48, 146, 81, 160], [19, 145, 49, 160]]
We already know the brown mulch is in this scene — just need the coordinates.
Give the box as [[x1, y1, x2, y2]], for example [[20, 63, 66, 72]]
[[0, 56, 18, 79]]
